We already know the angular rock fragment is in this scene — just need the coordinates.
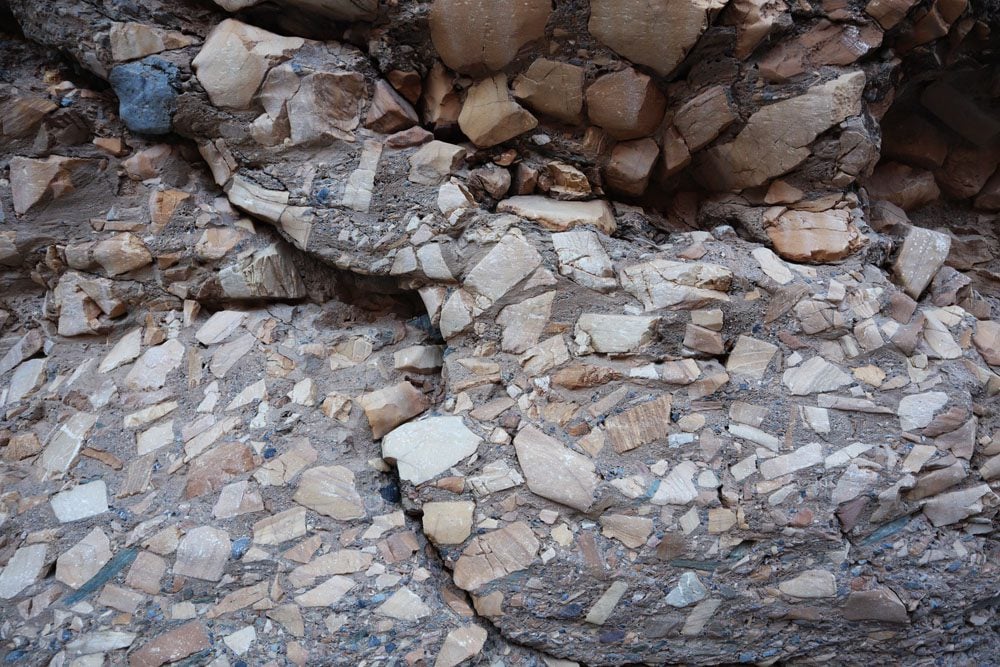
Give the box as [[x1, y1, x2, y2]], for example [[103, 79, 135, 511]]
[[497, 196, 616, 234], [512, 59, 584, 124], [575, 314, 658, 355], [358, 382, 430, 439], [429, 0, 551, 74], [458, 74, 537, 148], [513, 425, 598, 511], [382, 416, 481, 484], [892, 226, 951, 299], [726, 336, 778, 379], [453, 522, 539, 591], [0, 544, 46, 600], [620, 259, 732, 311], [422, 501, 475, 545], [293, 466, 366, 520], [604, 395, 672, 454], [586, 68, 666, 140], [782, 357, 852, 395]]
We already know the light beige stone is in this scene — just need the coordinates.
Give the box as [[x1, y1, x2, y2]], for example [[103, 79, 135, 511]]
[[513, 425, 598, 512], [512, 59, 584, 124], [429, 0, 551, 74], [458, 74, 537, 148], [453, 522, 539, 591], [293, 466, 366, 520], [498, 196, 616, 234], [382, 416, 481, 484], [423, 501, 475, 545]]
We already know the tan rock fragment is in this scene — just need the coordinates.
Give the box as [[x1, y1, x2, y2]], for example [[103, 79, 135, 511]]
[[765, 209, 864, 263], [429, 0, 551, 74], [109, 21, 197, 62], [174, 526, 230, 582], [293, 466, 365, 520], [10, 155, 93, 215], [513, 425, 598, 511], [497, 196, 616, 234], [865, 162, 940, 210], [463, 232, 543, 302], [56, 528, 111, 589], [586, 68, 666, 140], [973, 320, 1000, 366], [129, 621, 211, 667], [294, 575, 355, 607], [673, 86, 737, 152], [599, 514, 653, 548], [512, 59, 584, 124], [892, 226, 951, 299], [588, 0, 722, 77], [93, 233, 153, 276], [497, 292, 554, 353], [192, 19, 304, 109], [377, 587, 432, 621], [605, 395, 672, 454], [434, 625, 488, 667], [725, 336, 778, 379], [423, 501, 475, 545], [782, 357, 852, 395], [365, 79, 419, 134], [779, 569, 836, 598], [253, 506, 307, 545], [605, 138, 659, 197], [843, 588, 910, 623], [619, 259, 732, 311], [458, 74, 537, 147], [358, 382, 430, 439], [453, 522, 539, 591]]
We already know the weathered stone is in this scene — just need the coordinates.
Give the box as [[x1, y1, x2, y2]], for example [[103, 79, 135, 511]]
[[552, 231, 617, 292], [599, 514, 653, 549], [843, 588, 910, 623], [293, 466, 365, 520], [865, 163, 941, 210], [453, 522, 539, 591], [174, 526, 230, 582], [497, 196, 616, 234], [782, 357, 852, 395], [365, 79, 419, 134], [458, 74, 537, 148], [588, 0, 721, 77], [620, 259, 732, 311], [0, 544, 46, 600], [422, 501, 475, 545], [605, 395, 672, 454], [892, 226, 951, 299], [666, 571, 708, 608], [726, 336, 778, 379], [377, 587, 431, 621], [429, 0, 551, 74], [9, 155, 93, 215], [129, 621, 211, 667], [56, 528, 111, 589], [51, 480, 108, 522], [605, 138, 659, 197], [760, 442, 824, 479], [586, 68, 666, 140], [192, 19, 304, 109], [358, 382, 430, 439], [434, 625, 488, 667], [576, 314, 659, 355], [674, 86, 737, 152], [512, 59, 584, 124], [513, 425, 598, 511], [697, 72, 865, 190], [897, 392, 948, 431], [766, 209, 864, 263], [382, 417, 481, 484], [779, 570, 836, 598]]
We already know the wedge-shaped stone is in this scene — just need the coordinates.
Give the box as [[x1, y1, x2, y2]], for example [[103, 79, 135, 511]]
[[512, 58, 584, 124], [173, 526, 230, 582], [725, 336, 778, 379], [453, 521, 539, 591], [458, 74, 537, 148], [289, 550, 373, 588], [125, 339, 185, 390], [99, 327, 142, 373], [253, 506, 307, 545], [576, 314, 658, 355], [782, 357, 852, 395], [766, 209, 864, 263], [56, 528, 111, 589], [376, 587, 431, 621], [897, 391, 948, 432], [422, 501, 475, 545], [779, 569, 836, 598], [434, 625, 488, 667], [294, 575, 355, 607], [586, 68, 666, 140], [359, 382, 430, 439], [620, 259, 732, 311], [759, 442, 824, 480], [842, 588, 910, 623], [605, 395, 672, 453], [497, 196, 616, 234], [293, 466, 365, 520], [922, 484, 991, 527], [463, 233, 542, 302], [0, 544, 46, 600], [383, 416, 480, 485], [513, 425, 598, 511], [599, 514, 653, 549], [39, 411, 98, 476], [892, 226, 951, 299], [192, 19, 303, 109]]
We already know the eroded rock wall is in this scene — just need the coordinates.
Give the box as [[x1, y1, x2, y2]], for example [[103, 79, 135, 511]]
[[1, 1, 999, 665]]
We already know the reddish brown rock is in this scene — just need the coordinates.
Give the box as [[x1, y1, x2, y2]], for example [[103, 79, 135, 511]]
[[364, 79, 419, 134], [129, 622, 211, 666], [604, 138, 659, 197], [428, 0, 551, 74], [865, 162, 941, 210], [765, 209, 864, 263]]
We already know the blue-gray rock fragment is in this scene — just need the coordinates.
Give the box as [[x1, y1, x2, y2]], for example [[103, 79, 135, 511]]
[[109, 57, 180, 135]]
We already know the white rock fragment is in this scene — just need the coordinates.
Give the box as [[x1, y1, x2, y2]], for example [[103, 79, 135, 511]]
[[779, 569, 836, 598], [897, 392, 948, 431], [51, 480, 109, 522], [382, 416, 481, 485], [666, 571, 708, 608], [759, 442, 824, 479], [514, 425, 598, 512], [782, 356, 852, 395], [0, 544, 47, 599]]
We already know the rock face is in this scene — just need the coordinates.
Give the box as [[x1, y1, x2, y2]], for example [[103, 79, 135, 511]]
[[2, 0, 1000, 665], [429, 0, 551, 74]]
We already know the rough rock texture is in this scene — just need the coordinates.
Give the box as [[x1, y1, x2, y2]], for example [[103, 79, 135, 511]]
[[1, 1, 1000, 666]]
